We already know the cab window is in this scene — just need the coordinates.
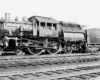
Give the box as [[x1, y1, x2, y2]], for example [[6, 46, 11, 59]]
[[53, 24, 57, 30], [41, 22, 45, 28], [47, 23, 52, 30]]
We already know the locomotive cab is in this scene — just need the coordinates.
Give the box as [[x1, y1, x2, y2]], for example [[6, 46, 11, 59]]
[[29, 16, 58, 38]]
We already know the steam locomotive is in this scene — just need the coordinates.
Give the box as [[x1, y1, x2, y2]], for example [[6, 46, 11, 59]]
[[0, 13, 99, 55]]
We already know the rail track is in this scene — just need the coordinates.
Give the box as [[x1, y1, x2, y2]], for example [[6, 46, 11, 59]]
[[0, 52, 99, 60], [1, 65, 100, 80], [0, 52, 100, 64], [0, 53, 100, 80], [0, 53, 100, 69], [0, 56, 100, 72], [0, 52, 100, 73], [0, 56, 100, 78]]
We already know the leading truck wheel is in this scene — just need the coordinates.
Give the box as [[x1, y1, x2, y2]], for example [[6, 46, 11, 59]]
[[15, 49, 25, 55], [27, 47, 44, 55], [64, 46, 72, 53]]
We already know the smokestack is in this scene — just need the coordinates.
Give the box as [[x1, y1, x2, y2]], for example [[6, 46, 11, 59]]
[[5, 13, 10, 21]]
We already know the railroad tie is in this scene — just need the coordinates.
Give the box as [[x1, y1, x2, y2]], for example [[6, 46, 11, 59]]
[[9, 75, 26, 80], [69, 76, 86, 80], [18, 64, 27, 67], [0, 76, 11, 80], [0, 65, 8, 69]]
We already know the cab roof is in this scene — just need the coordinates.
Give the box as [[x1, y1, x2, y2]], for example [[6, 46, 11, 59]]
[[29, 16, 58, 23]]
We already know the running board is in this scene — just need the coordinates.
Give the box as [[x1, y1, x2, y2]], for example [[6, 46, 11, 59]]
[[3, 51, 15, 54]]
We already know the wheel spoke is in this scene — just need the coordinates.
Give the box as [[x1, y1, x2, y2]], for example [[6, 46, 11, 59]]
[[27, 47, 43, 55], [47, 41, 61, 54]]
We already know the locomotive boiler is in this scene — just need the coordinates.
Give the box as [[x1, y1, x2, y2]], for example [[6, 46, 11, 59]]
[[0, 13, 33, 55]]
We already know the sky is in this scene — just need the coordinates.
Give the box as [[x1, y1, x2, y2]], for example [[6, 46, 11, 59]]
[[0, 0, 100, 29]]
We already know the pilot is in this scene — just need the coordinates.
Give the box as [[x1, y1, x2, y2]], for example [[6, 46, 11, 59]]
[[3, 36, 9, 48]]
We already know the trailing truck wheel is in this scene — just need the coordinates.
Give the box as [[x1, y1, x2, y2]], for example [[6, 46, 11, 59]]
[[64, 46, 72, 53], [27, 47, 44, 55]]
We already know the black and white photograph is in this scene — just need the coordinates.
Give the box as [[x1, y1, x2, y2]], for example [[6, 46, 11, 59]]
[[0, 0, 100, 80]]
